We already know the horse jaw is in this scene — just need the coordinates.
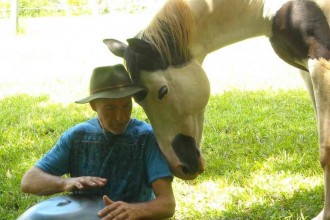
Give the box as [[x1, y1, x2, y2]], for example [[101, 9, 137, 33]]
[[137, 60, 210, 180]]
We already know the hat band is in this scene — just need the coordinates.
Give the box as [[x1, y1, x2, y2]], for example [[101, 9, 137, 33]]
[[90, 83, 132, 94]]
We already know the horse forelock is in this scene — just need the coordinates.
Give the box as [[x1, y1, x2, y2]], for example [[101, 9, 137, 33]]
[[142, 0, 195, 65]]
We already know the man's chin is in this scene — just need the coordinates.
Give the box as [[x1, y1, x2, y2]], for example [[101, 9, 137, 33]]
[[110, 130, 123, 135], [104, 123, 129, 134], [108, 127, 126, 134]]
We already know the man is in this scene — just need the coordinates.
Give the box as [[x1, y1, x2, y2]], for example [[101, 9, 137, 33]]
[[21, 64, 175, 220]]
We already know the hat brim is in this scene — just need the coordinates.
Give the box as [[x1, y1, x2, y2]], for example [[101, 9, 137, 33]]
[[75, 86, 146, 104]]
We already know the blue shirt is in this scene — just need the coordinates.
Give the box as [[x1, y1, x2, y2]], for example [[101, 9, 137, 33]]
[[35, 118, 172, 202]]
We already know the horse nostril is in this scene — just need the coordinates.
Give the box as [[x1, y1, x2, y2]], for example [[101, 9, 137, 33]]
[[172, 134, 201, 175], [181, 164, 191, 174]]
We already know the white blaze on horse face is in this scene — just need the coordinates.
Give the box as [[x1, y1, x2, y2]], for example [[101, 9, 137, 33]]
[[138, 60, 210, 180]]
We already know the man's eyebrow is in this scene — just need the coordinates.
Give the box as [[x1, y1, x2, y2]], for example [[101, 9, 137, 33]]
[[105, 104, 116, 107]]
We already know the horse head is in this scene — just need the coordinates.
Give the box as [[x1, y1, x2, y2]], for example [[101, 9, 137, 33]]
[[103, 36, 210, 180], [103, 0, 211, 180]]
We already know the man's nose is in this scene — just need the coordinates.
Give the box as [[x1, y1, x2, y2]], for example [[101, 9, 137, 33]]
[[115, 111, 126, 121]]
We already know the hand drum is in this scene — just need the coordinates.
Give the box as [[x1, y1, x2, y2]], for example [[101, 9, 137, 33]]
[[18, 195, 105, 220]]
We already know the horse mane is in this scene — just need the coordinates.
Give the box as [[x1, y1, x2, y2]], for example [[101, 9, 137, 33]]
[[141, 0, 195, 64]]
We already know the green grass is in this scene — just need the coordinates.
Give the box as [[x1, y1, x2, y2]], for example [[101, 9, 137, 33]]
[[0, 89, 323, 219], [171, 89, 321, 220]]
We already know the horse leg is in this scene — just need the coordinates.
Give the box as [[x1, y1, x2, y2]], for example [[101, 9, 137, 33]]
[[300, 69, 317, 114], [300, 69, 327, 220], [309, 58, 330, 220]]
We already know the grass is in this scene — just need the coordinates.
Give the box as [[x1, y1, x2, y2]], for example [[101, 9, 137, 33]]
[[171, 89, 321, 220], [0, 89, 323, 219], [0, 7, 320, 220]]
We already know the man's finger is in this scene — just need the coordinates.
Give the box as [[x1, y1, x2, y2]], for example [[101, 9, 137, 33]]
[[103, 195, 113, 206], [98, 196, 114, 218], [75, 182, 83, 189]]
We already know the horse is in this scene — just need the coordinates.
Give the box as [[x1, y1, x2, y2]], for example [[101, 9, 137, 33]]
[[103, 0, 330, 218]]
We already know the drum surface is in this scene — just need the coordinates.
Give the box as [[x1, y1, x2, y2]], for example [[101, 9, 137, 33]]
[[18, 195, 105, 220]]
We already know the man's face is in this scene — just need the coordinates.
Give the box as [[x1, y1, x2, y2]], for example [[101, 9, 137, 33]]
[[91, 97, 133, 134]]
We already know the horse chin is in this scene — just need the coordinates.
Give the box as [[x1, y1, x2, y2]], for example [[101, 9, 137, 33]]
[[172, 156, 205, 180]]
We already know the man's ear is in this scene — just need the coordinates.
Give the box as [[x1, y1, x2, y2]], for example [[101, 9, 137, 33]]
[[89, 101, 97, 111]]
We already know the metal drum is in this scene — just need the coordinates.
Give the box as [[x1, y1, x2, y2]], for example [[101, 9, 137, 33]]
[[17, 195, 105, 220]]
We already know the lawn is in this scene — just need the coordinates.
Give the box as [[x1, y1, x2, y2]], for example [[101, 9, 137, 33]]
[[0, 89, 323, 219], [172, 90, 321, 219], [0, 10, 323, 220]]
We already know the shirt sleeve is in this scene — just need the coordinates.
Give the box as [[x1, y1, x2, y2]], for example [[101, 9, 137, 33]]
[[35, 129, 72, 176], [145, 132, 173, 184]]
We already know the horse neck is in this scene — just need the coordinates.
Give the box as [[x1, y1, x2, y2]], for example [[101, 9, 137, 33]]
[[186, 0, 290, 62]]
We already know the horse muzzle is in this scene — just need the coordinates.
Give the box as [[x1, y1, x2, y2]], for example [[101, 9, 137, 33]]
[[171, 134, 204, 180]]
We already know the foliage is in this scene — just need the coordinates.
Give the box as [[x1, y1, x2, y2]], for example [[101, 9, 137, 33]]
[[0, 1, 10, 18], [19, 0, 64, 17], [0, 89, 323, 219], [0, 0, 161, 18]]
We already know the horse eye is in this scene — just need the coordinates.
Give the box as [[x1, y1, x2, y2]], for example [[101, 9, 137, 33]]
[[158, 86, 168, 99]]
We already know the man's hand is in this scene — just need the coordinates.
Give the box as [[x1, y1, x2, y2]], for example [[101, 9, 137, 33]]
[[21, 167, 107, 196], [63, 176, 107, 192], [97, 178, 175, 220], [98, 195, 142, 220]]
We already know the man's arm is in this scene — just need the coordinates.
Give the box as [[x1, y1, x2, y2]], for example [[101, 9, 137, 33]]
[[98, 177, 175, 220], [21, 166, 107, 196]]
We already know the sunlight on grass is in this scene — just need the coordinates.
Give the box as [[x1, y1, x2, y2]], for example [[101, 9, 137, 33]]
[[248, 172, 322, 195], [0, 89, 324, 219], [168, 89, 322, 219], [172, 169, 322, 219], [0, 2, 321, 219]]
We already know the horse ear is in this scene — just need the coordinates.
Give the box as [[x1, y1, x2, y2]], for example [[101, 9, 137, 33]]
[[127, 38, 168, 70], [103, 39, 127, 58], [126, 38, 155, 54]]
